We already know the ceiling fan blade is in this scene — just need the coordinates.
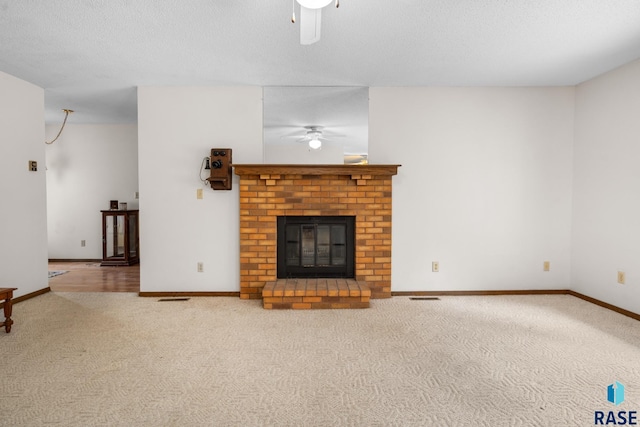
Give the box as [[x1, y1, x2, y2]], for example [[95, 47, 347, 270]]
[[300, 6, 321, 45]]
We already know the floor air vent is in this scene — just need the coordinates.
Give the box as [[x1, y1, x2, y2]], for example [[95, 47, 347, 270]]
[[409, 297, 440, 301]]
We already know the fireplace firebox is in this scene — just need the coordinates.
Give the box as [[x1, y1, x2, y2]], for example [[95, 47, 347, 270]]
[[277, 216, 355, 278]]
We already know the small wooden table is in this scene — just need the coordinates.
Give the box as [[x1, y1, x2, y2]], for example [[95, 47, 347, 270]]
[[0, 288, 17, 333]]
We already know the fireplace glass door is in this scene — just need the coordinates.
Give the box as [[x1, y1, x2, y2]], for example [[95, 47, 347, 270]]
[[278, 216, 354, 278]]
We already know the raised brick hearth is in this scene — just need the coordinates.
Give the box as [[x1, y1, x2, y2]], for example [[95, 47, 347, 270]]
[[263, 279, 371, 309], [233, 164, 400, 305]]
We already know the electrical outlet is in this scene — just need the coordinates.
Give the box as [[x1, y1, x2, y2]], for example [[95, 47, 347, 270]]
[[196, 188, 203, 200], [134, 191, 139, 199], [543, 261, 550, 271], [617, 271, 625, 284], [81, 240, 86, 247], [197, 262, 204, 273], [432, 261, 439, 273], [28, 160, 37, 171]]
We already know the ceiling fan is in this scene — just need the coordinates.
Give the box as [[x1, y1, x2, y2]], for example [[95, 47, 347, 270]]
[[284, 126, 344, 150], [298, 126, 326, 150], [291, 0, 339, 45]]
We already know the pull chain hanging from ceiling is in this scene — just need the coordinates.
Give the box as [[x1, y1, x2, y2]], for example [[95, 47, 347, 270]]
[[45, 109, 74, 145]]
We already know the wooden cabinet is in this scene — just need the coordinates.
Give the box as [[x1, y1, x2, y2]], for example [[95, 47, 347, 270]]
[[101, 210, 139, 266]]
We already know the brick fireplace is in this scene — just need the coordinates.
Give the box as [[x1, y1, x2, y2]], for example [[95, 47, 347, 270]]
[[233, 164, 400, 302]]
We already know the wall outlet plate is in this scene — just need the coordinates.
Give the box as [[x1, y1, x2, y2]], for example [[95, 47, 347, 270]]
[[28, 160, 37, 171], [543, 261, 550, 271], [617, 271, 625, 284], [432, 261, 439, 273]]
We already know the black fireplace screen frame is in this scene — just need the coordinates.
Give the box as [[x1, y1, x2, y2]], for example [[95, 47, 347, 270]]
[[277, 216, 355, 278]]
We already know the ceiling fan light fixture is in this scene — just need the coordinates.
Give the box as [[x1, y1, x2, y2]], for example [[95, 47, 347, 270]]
[[308, 138, 322, 150], [296, 0, 332, 9]]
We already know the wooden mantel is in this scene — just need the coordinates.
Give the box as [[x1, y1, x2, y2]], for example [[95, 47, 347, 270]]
[[232, 164, 400, 176]]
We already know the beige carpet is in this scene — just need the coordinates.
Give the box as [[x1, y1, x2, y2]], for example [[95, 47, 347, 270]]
[[1, 292, 639, 426]]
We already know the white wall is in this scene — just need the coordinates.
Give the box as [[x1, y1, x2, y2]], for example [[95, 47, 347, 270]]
[[137, 86, 263, 292], [0, 71, 48, 298], [572, 59, 640, 314], [369, 87, 575, 291], [45, 124, 138, 259]]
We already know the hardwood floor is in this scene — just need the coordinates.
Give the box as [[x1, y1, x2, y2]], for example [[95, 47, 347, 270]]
[[48, 261, 140, 292]]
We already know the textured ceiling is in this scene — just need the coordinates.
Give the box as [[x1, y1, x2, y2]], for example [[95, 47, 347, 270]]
[[1, 0, 640, 125]]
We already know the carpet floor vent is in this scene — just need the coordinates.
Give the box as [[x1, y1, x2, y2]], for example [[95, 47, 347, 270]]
[[158, 298, 191, 302], [409, 297, 440, 301]]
